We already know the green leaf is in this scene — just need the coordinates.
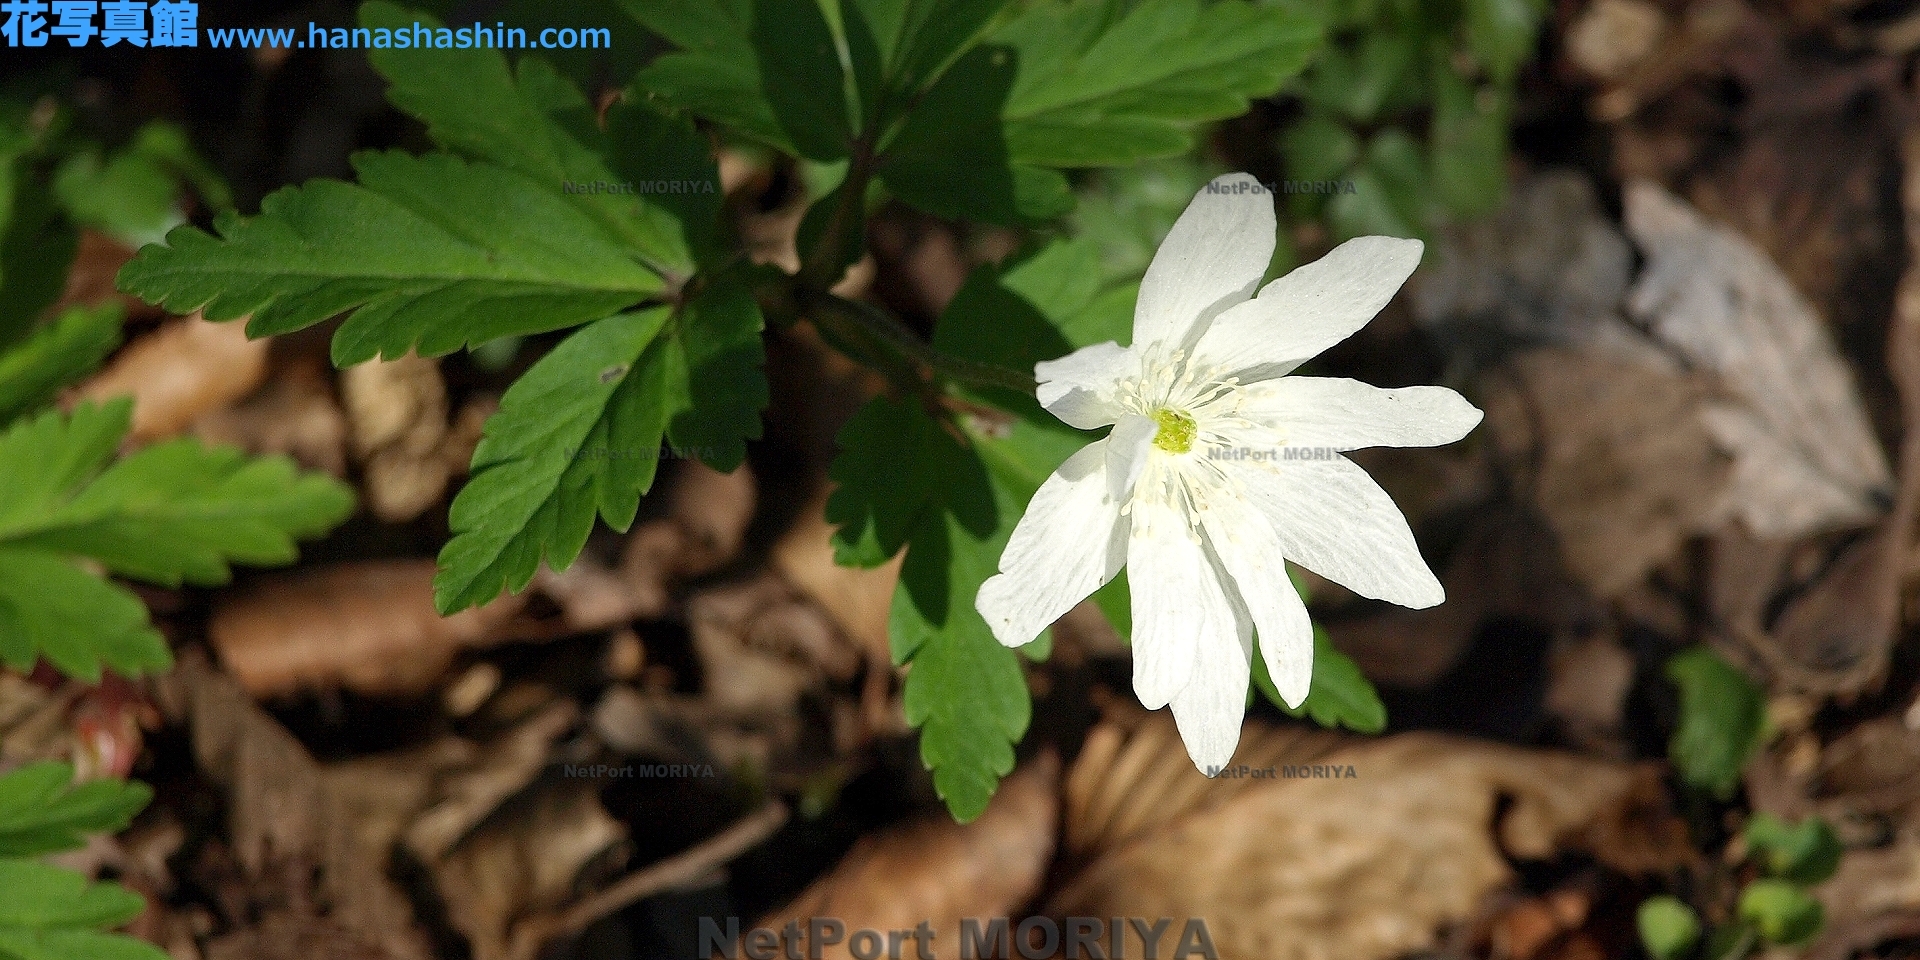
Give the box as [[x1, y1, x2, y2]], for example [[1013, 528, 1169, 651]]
[[993, 0, 1322, 167], [436, 307, 672, 613], [1738, 879, 1824, 947], [0, 400, 349, 678], [1279, 112, 1361, 185], [828, 397, 1025, 821], [0, 859, 147, 930], [6, 436, 356, 589], [1364, 128, 1433, 230], [1636, 895, 1702, 960], [1301, 28, 1415, 122], [1070, 156, 1220, 283], [0, 763, 151, 858], [0, 855, 169, 960], [362, 2, 703, 277], [0, 927, 173, 960], [52, 123, 225, 249], [0, 550, 168, 683], [1429, 70, 1509, 218], [605, 96, 726, 267], [1252, 624, 1387, 732], [434, 274, 764, 613], [1464, 0, 1544, 83], [932, 237, 1117, 377], [1327, 166, 1422, 241], [0, 160, 79, 351], [0, 305, 122, 427], [827, 398, 972, 567], [1665, 646, 1766, 800], [116, 150, 666, 367], [629, 0, 859, 161], [878, 46, 1073, 224], [1744, 814, 1842, 886], [853, 0, 1011, 115]]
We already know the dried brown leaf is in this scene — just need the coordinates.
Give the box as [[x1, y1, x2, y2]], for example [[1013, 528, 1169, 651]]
[[72, 312, 269, 444], [756, 754, 1059, 960], [1481, 346, 1731, 596], [1625, 180, 1893, 538], [1050, 733, 1679, 960], [191, 352, 350, 477], [151, 651, 434, 960], [611, 462, 759, 622], [429, 783, 626, 960], [208, 560, 527, 698], [341, 353, 456, 522]]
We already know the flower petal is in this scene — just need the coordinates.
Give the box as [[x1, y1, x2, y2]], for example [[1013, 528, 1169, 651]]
[[1197, 493, 1312, 709], [1234, 377, 1483, 452], [1106, 414, 1156, 502], [1169, 574, 1252, 774], [1127, 481, 1234, 709], [1036, 340, 1135, 429], [1193, 236, 1423, 380], [977, 441, 1128, 647], [1232, 454, 1445, 609], [1133, 173, 1276, 353]]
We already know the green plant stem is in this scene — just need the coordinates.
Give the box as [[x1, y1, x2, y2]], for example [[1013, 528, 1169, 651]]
[[799, 289, 1037, 395], [797, 141, 877, 291], [790, 137, 1036, 399]]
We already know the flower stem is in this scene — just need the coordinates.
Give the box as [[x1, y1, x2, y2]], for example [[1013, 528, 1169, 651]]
[[800, 290, 1037, 395]]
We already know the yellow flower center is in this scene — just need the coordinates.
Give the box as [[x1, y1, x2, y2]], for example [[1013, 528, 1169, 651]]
[[1151, 408, 1197, 454]]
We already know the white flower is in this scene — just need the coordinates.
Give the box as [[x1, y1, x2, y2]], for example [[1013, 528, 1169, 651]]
[[974, 172, 1483, 774]]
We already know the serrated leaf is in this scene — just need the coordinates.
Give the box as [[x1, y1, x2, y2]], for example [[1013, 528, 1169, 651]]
[[878, 46, 1072, 225], [826, 398, 969, 568], [605, 95, 726, 267], [0, 400, 348, 678], [6, 437, 355, 589], [852, 0, 1011, 113], [362, 2, 701, 277], [0, 763, 151, 858], [0, 305, 122, 427], [53, 153, 177, 251], [0, 549, 163, 683], [116, 150, 666, 367], [0, 401, 130, 539], [659, 272, 767, 470], [0, 859, 146, 930], [1069, 156, 1220, 283], [992, 0, 1320, 167], [0, 857, 167, 960], [1666, 646, 1766, 799], [1279, 112, 1362, 185], [932, 236, 1129, 378], [435, 274, 764, 613], [436, 307, 672, 613], [628, 0, 858, 161], [825, 396, 1030, 821]]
